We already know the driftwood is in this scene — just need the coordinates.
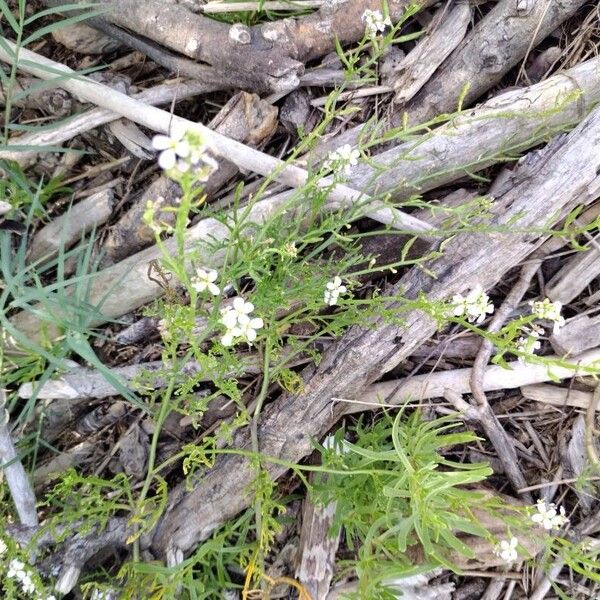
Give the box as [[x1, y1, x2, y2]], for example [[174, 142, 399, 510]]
[[61, 0, 437, 94], [149, 105, 600, 557], [101, 91, 278, 266], [27, 189, 115, 264], [550, 314, 600, 356], [545, 232, 600, 304], [398, 0, 588, 126], [0, 79, 218, 166], [296, 55, 600, 202], [19, 354, 262, 402], [391, 1, 471, 106], [520, 384, 594, 412], [0, 391, 38, 527]]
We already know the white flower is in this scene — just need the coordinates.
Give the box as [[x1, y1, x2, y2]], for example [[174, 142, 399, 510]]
[[221, 297, 255, 328], [324, 276, 347, 306], [237, 316, 264, 343], [152, 128, 218, 180], [0, 538, 7, 555], [449, 286, 494, 324], [361, 9, 392, 37], [529, 298, 565, 333], [221, 326, 241, 347], [7, 559, 25, 578], [191, 268, 220, 296], [152, 127, 190, 171], [516, 324, 543, 362], [19, 572, 35, 594], [220, 297, 263, 346], [323, 144, 360, 177], [531, 500, 569, 530], [494, 537, 518, 563]]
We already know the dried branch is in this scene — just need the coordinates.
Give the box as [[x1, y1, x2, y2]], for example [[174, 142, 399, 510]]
[[0, 390, 38, 527]]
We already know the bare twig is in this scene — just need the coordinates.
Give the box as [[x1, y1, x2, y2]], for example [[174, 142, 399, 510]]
[[0, 390, 38, 527]]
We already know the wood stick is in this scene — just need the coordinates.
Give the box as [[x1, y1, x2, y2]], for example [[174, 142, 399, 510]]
[[392, 1, 471, 106], [0, 391, 38, 527], [150, 104, 600, 557], [0, 79, 217, 166], [399, 0, 588, 126], [201, 0, 325, 13], [28, 190, 115, 264], [350, 349, 600, 414]]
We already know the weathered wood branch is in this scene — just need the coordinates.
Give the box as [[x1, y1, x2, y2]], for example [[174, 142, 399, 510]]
[[398, 0, 588, 126], [303, 56, 600, 200], [0, 391, 38, 527], [0, 79, 217, 166], [28, 190, 115, 264], [47, 0, 436, 93], [391, 1, 471, 106], [150, 105, 600, 556]]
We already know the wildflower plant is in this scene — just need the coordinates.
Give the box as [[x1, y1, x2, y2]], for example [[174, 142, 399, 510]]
[[2, 3, 600, 598]]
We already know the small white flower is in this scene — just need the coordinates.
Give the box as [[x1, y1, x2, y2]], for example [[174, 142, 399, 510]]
[[222, 297, 254, 325], [0, 538, 7, 555], [191, 268, 220, 296], [516, 324, 543, 362], [221, 327, 241, 347], [238, 316, 264, 344], [324, 276, 347, 306], [361, 9, 392, 37], [531, 500, 569, 530], [449, 286, 494, 324], [152, 127, 190, 171], [20, 572, 35, 594], [219, 296, 263, 347], [7, 559, 25, 578], [529, 298, 565, 333], [494, 537, 518, 563], [323, 144, 360, 177]]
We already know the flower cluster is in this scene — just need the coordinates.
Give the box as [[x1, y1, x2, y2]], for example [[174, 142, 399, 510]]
[[324, 276, 347, 306], [528, 298, 565, 334], [5, 559, 51, 597], [361, 9, 392, 37], [323, 144, 360, 178], [494, 536, 518, 564], [448, 285, 494, 324], [152, 126, 218, 180], [220, 297, 263, 347], [531, 499, 569, 531], [191, 268, 220, 296], [516, 323, 543, 363]]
